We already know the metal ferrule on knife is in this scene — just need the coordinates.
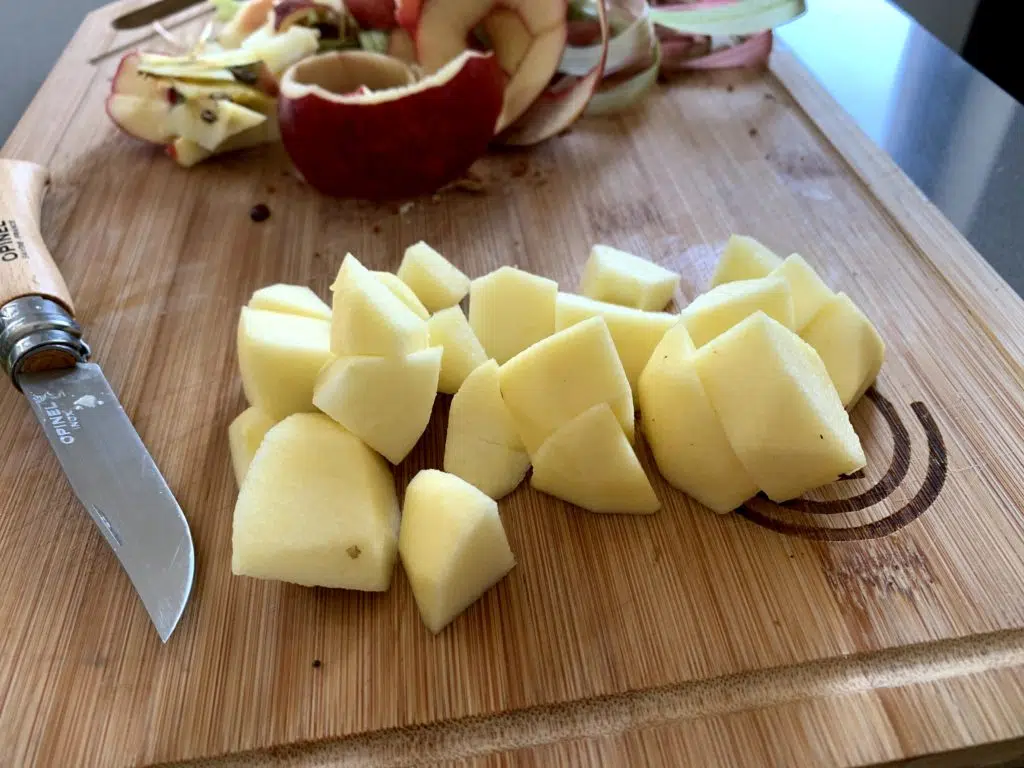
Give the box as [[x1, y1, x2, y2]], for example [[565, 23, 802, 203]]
[[0, 296, 90, 386]]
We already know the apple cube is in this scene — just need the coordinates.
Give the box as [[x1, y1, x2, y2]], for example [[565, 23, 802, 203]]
[[469, 266, 558, 365], [232, 413, 399, 590], [693, 312, 866, 502], [555, 292, 675, 407], [444, 360, 530, 499], [249, 283, 331, 321], [397, 241, 471, 313], [237, 307, 332, 420], [227, 407, 276, 486], [498, 317, 634, 455], [531, 403, 659, 514], [579, 244, 680, 311], [330, 253, 429, 357], [638, 322, 758, 512], [710, 235, 783, 287], [681, 275, 794, 348], [800, 292, 885, 408], [313, 346, 442, 464], [427, 306, 488, 394], [399, 469, 516, 633], [769, 253, 834, 331], [373, 271, 430, 320]]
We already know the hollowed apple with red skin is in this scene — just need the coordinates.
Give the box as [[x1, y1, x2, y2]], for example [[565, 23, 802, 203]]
[[278, 50, 503, 199]]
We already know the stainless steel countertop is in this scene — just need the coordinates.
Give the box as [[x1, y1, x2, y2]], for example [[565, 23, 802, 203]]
[[2, 0, 1021, 292]]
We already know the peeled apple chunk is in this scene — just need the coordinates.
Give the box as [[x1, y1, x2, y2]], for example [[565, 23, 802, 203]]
[[769, 254, 834, 332], [167, 99, 267, 152], [278, 50, 504, 199], [249, 283, 331, 320], [531, 403, 659, 515], [312, 347, 442, 464], [681, 275, 794, 348], [579, 244, 680, 311], [399, 469, 516, 633], [555, 293, 675, 407], [800, 292, 885, 409], [638, 323, 758, 513], [373, 271, 430, 320], [469, 266, 558, 365], [232, 413, 400, 590], [330, 253, 429, 357], [397, 241, 471, 313], [237, 307, 332, 419], [444, 360, 530, 500], [228, 407, 276, 485], [693, 312, 867, 503], [427, 307, 488, 394], [498, 316, 634, 455], [710, 235, 783, 287]]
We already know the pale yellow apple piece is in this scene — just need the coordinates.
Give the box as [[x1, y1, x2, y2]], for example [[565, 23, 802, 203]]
[[249, 283, 331, 321], [498, 316, 633, 455], [681, 275, 794, 347], [638, 322, 758, 512], [444, 360, 530, 499], [232, 413, 399, 590], [397, 241, 471, 312], [330, 253, 429, 357], [228, 407, 276, 486], [237, 307, 332, 420], [555, 292, 675, 407], [427, 306, 488, 394], [373, 271, 429, 320], [769, 253, 835, 331], [313, 347, 442, 464], [531, 403, 659, 514], [399, 469, 516, 633], [469, 266, 558, 364], [800, 292, 885, 408], [579, 244, 680, 311], [693, 312, 866, 502], [709, 235, 783, 287]]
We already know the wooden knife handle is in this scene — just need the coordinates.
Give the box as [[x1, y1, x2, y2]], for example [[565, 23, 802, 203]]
[[0, 159, 74, 314]]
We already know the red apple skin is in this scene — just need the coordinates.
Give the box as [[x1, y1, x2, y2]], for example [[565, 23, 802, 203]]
[[394, 0, 421, 33], [278, 51, 503, 199], [348, 0, 399, 29]]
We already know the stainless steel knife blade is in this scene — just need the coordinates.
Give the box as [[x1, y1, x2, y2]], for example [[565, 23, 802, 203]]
[[20, 364, 195, 642]]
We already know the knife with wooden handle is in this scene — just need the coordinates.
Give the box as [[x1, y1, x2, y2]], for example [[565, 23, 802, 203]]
[[0, 159, 194, 642]]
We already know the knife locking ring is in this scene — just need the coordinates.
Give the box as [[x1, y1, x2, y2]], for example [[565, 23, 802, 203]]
[[0, 296, 90, 389]]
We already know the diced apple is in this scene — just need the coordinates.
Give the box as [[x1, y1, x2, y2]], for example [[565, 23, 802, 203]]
[[330, 253, 429, 356], [399, 469, 516, 633], [469, 266, 558, 365], [397, 241, 471, 313], [709, 235, 783, 287], [168, 99, 267, 152], [228, 407, 277, 485], [373, 271, 430, 319], [232, 413, 399, 589], [693, 311, 866, 502], [769, 253, 834, 332], [249, 283, 331, 320], [312, 347, 442, 464], [427, 306, 487, 394], [237, 307, 332, 419], [444, 360, 530, 499], [681, 275, 794, 348], [638, 322, 758, 512], [531, 403, 659, 514], [555, 292, 675, 407], [579, 244, 680, 311], [498, 316, 633, 455], [800, 292, 885, 408]]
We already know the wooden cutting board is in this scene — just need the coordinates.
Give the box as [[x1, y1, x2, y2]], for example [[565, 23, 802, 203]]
[[3, 2, 1024, 766]]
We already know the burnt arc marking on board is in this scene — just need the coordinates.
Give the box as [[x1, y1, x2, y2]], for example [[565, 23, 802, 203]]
[[736, 400, 947, 541]]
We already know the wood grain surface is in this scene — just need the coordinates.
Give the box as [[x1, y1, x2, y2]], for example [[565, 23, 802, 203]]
[[2, 2, 1024, 766]]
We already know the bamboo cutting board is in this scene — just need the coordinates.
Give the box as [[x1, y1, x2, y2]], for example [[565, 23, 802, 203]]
[[3, 2, 1024, 766]]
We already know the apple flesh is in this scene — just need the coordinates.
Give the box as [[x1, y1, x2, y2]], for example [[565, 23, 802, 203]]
[[397, 241, 470, 313], [228, 407, 277, 485], [427, 307, 488, 394], [580, 244, 680, 312], [249, 283, 331, 320], [278, 49, 503, 199], [681, 275, 794, 348], [710, 235, 783, 287]]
